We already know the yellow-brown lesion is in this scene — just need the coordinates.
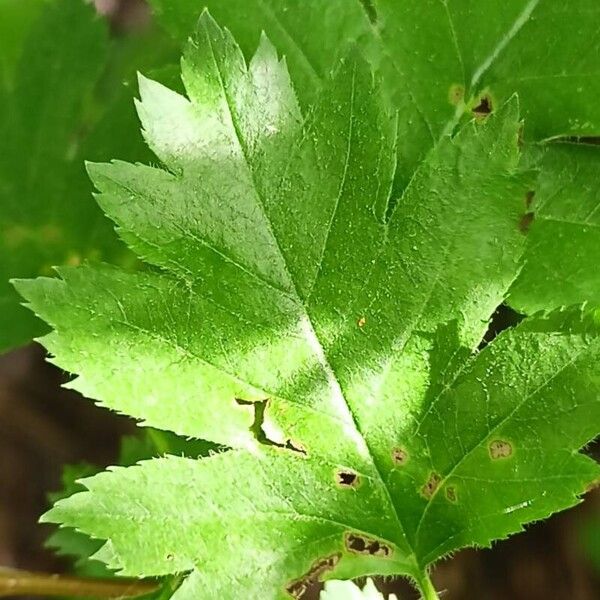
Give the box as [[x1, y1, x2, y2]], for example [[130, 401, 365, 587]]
[[286, 553, 341, 599]]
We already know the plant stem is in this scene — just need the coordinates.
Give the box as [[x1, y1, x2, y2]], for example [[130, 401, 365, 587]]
[[416, 570, 440, 600], [0, 568, 158, 598]]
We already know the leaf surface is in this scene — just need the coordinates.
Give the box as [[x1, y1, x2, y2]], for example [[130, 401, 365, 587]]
[[148, 0, 376, 111], [15, 13, 600, 599], [150, 0, 600, 189], [509, 143, 600, 313], [148, 0, 600, 314]]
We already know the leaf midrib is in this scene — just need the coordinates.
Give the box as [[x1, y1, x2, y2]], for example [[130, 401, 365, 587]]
[[204, 27, 416, 560], [59, 289, 362, 433], [198, 1, 548, 568]]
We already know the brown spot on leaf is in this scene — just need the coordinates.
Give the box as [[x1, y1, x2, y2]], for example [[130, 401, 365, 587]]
[[448, 84, 465, 105], [473, 94, 493, 118], [345, 533, 392, 557], [489, 439, 513, 459], [286, 580, 308, 599], [519, 212, 535, 233], [286, 553, 341, 598], [357, 316, 366, 328], [421, 472, 442, 499], [336, 469, 359, 488], [525, 190, 536, 209], [445, 486, 457, 503], [392, 447, 408, 465]]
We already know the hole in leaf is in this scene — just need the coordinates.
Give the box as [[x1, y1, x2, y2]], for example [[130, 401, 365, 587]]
[[336, 469, 359, 487], [235, 398, 307, 455], [478, 304, 524, 350], [345, 533, 392, 557], [421, 472, 442, 499], [489, 439, 513, 459], [555, 136, 600, 145], [286, 553, 341, 598], [347, 534, 366, 552], [392, 447, 408, 465], [472, 94, 493, 117], [286, 579, 308, 600], [286, 439, 307, 454]]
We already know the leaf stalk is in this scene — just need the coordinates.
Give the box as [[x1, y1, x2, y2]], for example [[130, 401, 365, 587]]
[[416, 571, 440, 600], [0, 567, 158, 598]]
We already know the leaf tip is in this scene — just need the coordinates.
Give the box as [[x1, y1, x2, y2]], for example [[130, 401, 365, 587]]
[[196, 6, 220, 35]]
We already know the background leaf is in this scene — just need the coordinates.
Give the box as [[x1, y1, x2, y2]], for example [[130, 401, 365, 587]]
[[0, 0, 176, 352], [509, 143, 600, 313], [0, 0, 110, 350], [0, 0, 45, 91], [148, 0, 376, 111]]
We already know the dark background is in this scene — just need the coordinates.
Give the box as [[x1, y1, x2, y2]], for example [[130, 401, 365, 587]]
[[0, 1, 599, 599]]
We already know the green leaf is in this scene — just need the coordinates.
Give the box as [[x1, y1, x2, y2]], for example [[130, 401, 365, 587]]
[[149, 0, 600, 191], [16, 13, 600, 599], [0, 0, 117, 351], [45, 432, 212, 581], [149, 1, 600, 314], [0, 0, 176, 352], [148, 0, 375, 111], [509, 143, 600, 313], [0, 0, 44, 90]]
